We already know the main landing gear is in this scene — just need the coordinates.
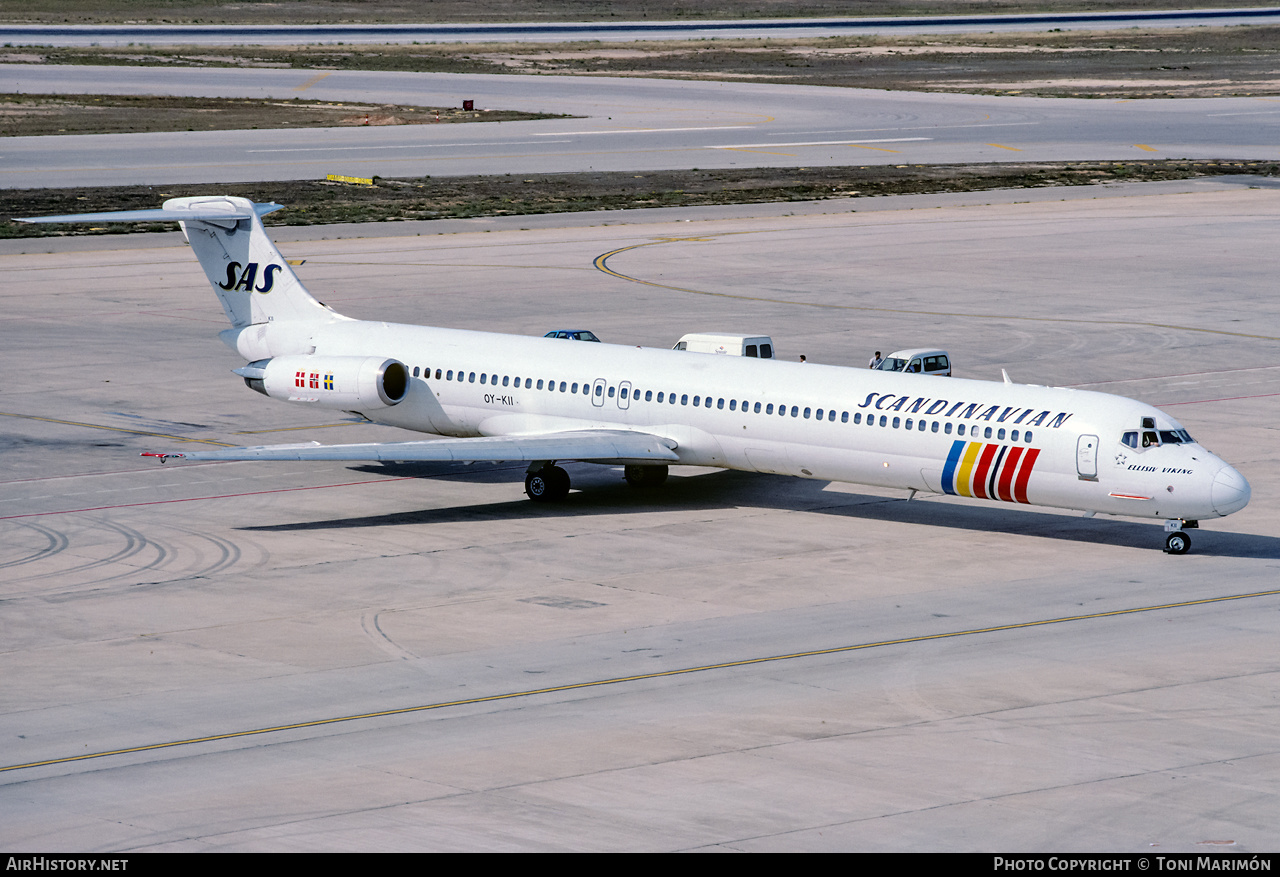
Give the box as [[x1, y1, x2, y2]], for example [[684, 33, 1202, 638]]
[[624, 464, 669, 488], [525, 463, 570, 502], [1164, 519, 1197, 555], [524, 463, 671, 502]]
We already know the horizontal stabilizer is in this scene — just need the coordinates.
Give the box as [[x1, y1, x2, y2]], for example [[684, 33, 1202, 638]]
[[147, 430, 680, 466], [16, 202, 283, 225]]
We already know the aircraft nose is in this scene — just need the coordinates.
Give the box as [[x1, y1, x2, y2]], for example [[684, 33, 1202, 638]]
[[1212, 465, 1251, 516]]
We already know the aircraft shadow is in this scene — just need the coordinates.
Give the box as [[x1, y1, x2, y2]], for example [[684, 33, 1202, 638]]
[[239, 462, 1275, 558]]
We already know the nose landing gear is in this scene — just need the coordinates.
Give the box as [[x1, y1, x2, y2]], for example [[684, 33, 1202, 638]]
[[1163, 519, 1197, 554]]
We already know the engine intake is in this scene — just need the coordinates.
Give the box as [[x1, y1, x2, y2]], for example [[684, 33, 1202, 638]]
[[241, 355, 408, 410]]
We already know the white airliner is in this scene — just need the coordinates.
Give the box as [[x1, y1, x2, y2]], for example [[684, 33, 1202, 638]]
[[22, 196, 1250, 554]]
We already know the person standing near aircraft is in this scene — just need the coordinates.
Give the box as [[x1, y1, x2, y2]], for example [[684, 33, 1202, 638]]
[[869, 351, 884, 369]]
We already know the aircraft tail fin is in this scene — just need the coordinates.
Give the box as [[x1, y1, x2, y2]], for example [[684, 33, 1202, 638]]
[[18, 196, 343, 331]]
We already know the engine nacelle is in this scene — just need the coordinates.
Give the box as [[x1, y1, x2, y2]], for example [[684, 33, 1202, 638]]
[[240, 355, 408, 410]]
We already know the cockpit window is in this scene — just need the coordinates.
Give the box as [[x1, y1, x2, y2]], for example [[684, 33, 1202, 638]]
[[1122, 431, 1138, 449]]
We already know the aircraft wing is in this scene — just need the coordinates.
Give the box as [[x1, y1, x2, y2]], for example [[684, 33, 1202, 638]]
[[148, 430, 679, 465], [16, 202, 283, 225]]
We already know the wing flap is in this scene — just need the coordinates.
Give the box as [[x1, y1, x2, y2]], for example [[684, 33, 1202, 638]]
[[154, 430, 679, 465]]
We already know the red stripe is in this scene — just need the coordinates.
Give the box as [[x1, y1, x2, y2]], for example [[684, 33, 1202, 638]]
[[1013, 448, 1041, 504], [996, 446, 1024, 502], [971, 444, 999, 499]]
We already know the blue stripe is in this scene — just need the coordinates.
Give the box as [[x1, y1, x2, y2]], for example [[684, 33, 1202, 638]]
[[941, 440, 966, 495]]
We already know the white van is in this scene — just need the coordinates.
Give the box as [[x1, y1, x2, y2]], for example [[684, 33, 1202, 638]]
[[673, 333, 775, 359], [875, 348, 951, 376]]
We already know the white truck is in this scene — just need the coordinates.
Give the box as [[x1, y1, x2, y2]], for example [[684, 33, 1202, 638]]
[[672, 333, 775, 359]]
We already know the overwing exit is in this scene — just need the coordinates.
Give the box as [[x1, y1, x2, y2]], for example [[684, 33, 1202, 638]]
[[20, 196, 1250, 553]]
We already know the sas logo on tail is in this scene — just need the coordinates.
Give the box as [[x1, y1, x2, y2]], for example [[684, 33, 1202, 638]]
[[942, 440, 1040, 504], [218, 261, 283, 294]]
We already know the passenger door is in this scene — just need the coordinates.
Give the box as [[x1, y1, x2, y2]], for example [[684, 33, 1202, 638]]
[[1077, 434, 1099, 480]]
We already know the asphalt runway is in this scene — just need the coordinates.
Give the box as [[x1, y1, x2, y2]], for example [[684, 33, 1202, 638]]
[[4, 66, 1280, 187], [5, 8, 1280, 45], [1, 181, 1278, 851]]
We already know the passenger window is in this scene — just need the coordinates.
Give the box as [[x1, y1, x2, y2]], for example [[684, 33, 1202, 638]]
[[879, 415, 887, 427], [997, 428, 1005, 440], [608, 386, 615, 397], [944, 422, 952, 434], [595, 384, 603, 396], [892, 417, 900, 429], [570, 382, 577, 393], [718, 398, 725, 409], [620, 387, 628, 400], [446, 370, 454, 380], [931, 421, 938, 432], [536, 379, 544, 390], [791, 406, 799, 417], [681, 394, 688, 405], [435, 370, 442, 380], [984, 427, 992, 439], [729, 399, 737, 411], [503, 376, 510, 387], [766, 404, 774, 415], [480, 373, 487, 384], [1012, 430, 1019, 441], [646, 391, 653, 402], [1025, 431, 1033, 442], [905, 418, 913, 430], [525, 378, 533, 389], [853, 412, 861, 424], [413, 366, 420, 378], [803, 408, 811, 419], [957, 424, 965, 436], [755, 402, 762, 413], [469, 372, 476, 383]]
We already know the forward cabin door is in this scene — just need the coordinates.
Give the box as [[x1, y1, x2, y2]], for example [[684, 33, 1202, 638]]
[[1077, 434, 1099, 480]]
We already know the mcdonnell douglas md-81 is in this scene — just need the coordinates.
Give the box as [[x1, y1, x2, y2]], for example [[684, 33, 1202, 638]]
[[21, 196, 1251, 554]]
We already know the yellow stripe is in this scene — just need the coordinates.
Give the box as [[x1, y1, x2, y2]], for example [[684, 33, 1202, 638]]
[[987, 143, 1022, 151], [592, 239, 1280, 341], [955, 442, 982, 497], [6, 586, 1279, 775], [1134, 144, 1159, 152]]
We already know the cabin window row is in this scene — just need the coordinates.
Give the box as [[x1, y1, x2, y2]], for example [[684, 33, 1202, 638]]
[[408, 367, 1035, 443]]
